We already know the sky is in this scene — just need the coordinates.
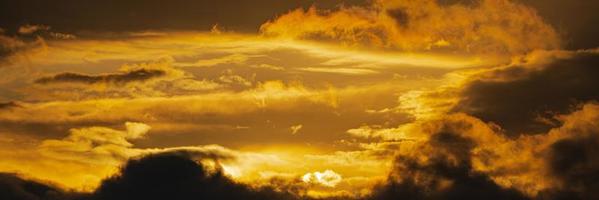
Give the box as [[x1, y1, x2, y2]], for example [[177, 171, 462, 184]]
[[0, 0, 598, 199]]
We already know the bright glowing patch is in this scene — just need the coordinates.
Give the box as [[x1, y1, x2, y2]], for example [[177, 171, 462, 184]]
[[302, 170, 342, 187]]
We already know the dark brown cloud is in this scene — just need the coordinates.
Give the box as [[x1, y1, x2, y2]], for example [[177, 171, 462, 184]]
[[0, 101, 19, 109], [93, 152, 299, 200], [510, 103, 599, 199], [368, 122, 530, 200], [453, 50, 599, 136], [35, 69, 167, 85], [537, 128, 599, 200]]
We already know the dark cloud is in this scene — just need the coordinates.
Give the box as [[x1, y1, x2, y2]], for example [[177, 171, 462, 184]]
[[0, 101, 19, 109], [453, 51, 599, 136], [93, 152, 299, 200], [35, 69, 167, 85], [369, 125, 530, 200], [0, 152, 300, 200], [0, 173, 84, 200], [538, 133, 599, 200], [386, 9, 410, 28], [369, 103, 599, 200]]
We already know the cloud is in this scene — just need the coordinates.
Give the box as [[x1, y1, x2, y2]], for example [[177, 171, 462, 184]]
[[352, 100, 599, 199], [26, 60, 224, 100], [6, 103, 599, 200], [298, 67, 379, 75], [0, 101, 20, 110], [346, 124, 421, 141], [261, 0, 560, 56], [0, 173, 83, 200], [0, 32, 45, 63], [0, 121, 255, 190], [217, 69, 254, 87], [93, 152, 299, 200], [0, 152, 300, 200], [35, 69, 167, 85], [302, 170, 342, 187], [39, 122, 152, 165], [530, 103, 599, 200], [366, 114, 530, 200], [0, 10, 593, 199], [250, 64, 284, 71], [540, 133, 599, 200], [188, 54, 253, 68], [453, 49, 599, 136], [290, 124, 303, 135], [18, 24, 50, 35]]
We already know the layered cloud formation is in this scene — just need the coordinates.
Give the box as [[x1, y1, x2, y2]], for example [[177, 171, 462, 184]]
[[1, 0, 599, 199]]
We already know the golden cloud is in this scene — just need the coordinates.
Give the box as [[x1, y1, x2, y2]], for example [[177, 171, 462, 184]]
[[261, 0, 560, 56]]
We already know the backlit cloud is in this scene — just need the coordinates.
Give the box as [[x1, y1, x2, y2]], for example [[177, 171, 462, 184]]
[[261, 0, 560, 56]]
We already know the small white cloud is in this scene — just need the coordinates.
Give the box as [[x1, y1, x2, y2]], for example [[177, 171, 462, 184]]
[[302, 170, 342, 187]]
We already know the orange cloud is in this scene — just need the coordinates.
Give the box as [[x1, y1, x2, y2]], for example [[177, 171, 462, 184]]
[[261, 0, 560, 56]]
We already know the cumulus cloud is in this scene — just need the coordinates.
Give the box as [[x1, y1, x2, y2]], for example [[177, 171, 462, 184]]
[[93, 152, 299, 200], [351, 100, 599, 199], [261, 0, 560, 56], [364, 114, 529, 200], [357, 48, 599, 199], [531, 103, 599, 199], [0, 121, 259, 190]]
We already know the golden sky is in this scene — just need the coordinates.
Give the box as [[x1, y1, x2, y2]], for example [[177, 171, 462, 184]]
[[1, 0, 599, 200]]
